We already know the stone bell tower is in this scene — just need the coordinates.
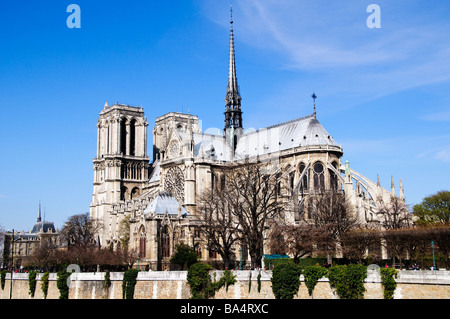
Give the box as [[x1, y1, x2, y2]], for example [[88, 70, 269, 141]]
[[90, 102, 150, 247]]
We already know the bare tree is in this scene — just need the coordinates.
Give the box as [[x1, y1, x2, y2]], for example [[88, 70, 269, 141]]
[[60, 213, 103, 249], [197, 185, 240, 269], [225, 162, 284, 269], [382, 228, 410, 269], [341, 228, 381, 264], [378, 195, 411, 229], [307, 190, 359, 263], [269, 222, 333, 264], [119, 247, 140, 270], [428, 224, 450, 269]]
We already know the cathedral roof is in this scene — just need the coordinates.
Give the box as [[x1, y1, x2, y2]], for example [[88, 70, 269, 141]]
[[149, 161, 161, 183], [234, 114, 341, 158], [193, 132, 233, 161], [189, 114, 341, 162]]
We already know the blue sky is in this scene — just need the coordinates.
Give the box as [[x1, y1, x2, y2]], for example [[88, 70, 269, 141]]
[[0, 0, 449, 232]]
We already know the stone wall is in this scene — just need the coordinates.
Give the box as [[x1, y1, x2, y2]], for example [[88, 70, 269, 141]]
[[1, 270, 449, 299]]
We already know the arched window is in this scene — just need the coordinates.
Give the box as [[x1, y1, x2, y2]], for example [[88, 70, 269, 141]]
[[120, 186, 128, 201], [313, 162, 325, 191], [131, 187, 140, 199], [299, 163, 308, 191], [162, 225, 171, 257], [139, 226, 146, 258]]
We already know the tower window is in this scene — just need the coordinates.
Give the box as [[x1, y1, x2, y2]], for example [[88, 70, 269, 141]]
[[130, 119, 136, 156], [120, 119, 126, 154]]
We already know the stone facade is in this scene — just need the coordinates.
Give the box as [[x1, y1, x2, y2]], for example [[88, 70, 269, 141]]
[[2, 270, 449, 299]]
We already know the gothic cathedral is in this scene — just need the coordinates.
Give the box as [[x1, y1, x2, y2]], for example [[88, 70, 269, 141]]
[[89, 12, 405, 270]]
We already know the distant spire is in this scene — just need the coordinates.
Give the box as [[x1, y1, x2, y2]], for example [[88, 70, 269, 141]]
[[224, 4, 243, 133], [391, 176, 395, 195], [311, 92, 317, 118], [399, 178, 405, 200], [37, 201, 42, 223], [187, 108, 194, 156], [188, 108, 193, 139]]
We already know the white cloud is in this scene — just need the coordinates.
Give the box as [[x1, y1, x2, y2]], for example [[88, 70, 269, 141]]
[[422, 110, 450, 122], [434, 148, 450, 163], [203, 0, 450, 101]]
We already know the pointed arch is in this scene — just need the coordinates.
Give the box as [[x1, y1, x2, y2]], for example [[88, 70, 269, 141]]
[[138, 224, 146, 258]]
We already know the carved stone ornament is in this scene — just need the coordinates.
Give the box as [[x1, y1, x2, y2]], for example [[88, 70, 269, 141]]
[[163, 166, 185, 203], [168, 139, 180, 158]]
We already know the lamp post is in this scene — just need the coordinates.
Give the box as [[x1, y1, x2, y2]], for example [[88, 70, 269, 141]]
[[9, 229, 14, 299], [431, 241, 436, 270], [137, 254, 140, 271], [239, 248, 242, 270]]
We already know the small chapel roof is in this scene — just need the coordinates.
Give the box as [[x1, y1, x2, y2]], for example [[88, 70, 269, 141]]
[[143, 193, 188, 217]]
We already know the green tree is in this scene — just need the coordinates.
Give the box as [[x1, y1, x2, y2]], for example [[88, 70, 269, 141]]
[[413, 190, 450, 225], [170, 243, 198, 270]]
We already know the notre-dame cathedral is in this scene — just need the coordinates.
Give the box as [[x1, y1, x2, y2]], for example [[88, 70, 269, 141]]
[[89, 13, 404, 270]]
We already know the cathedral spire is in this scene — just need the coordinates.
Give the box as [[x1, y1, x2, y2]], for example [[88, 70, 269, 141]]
[[37, 201, 42, 223], [224, 5, 243, 133]]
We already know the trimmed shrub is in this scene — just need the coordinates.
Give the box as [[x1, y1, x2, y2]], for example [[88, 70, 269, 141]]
[[187, 263, 214, 299], [271, 262, 302, 299], [257, 271, 262, 293], [122, 268, 139, 299], [215, 269, 237, 293], [57, 270, 71, 299], [380, 268, 398, 299], [303, 265, 328, 296], [1, 270, 7, 290], [28, 270, 38, 297], [327, 264, 367, 299], [186, 263, 237, 299], [41, 271, 49, 299]]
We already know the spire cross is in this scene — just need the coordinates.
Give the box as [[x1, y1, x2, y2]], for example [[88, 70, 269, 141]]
[[230, 4, 233, 24], [311, 92, 317, 117]]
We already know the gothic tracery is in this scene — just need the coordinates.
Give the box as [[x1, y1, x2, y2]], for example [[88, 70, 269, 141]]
[[163, 166, 185, 203]]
